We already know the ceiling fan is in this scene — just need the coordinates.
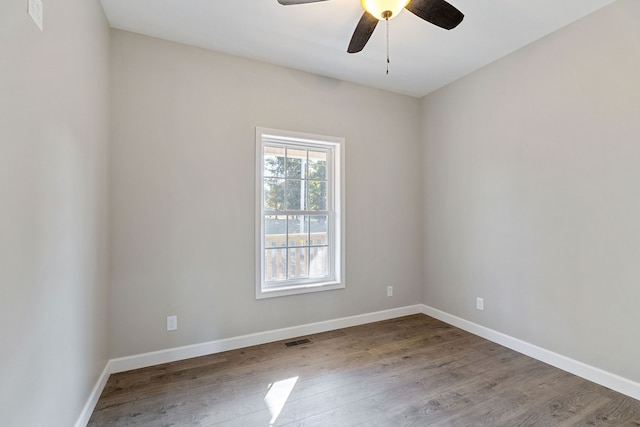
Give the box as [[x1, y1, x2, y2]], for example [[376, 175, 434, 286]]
[[276, 0, 464, 55]]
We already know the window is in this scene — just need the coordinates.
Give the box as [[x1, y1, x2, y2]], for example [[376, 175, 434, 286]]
[[256, 127, 345, 299]]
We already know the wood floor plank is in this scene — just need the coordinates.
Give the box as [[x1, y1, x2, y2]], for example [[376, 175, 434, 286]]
[[88, 314, 640, 426], [579, 396, 640, 426]]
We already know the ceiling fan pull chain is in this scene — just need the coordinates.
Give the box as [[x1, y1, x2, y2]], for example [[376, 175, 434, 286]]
[[386, 17, 390, 75]]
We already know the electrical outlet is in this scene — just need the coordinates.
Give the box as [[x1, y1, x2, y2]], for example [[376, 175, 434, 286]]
[[476, 297, 484, 311], [28, 0, 43, 31], [387, 286, 393, 297], [167, 315, 177, 331]]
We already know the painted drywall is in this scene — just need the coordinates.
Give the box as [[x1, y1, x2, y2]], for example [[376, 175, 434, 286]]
[[109, 30, 423, 358], [422, 0, 640, 382], [0, 0, 110, 426]]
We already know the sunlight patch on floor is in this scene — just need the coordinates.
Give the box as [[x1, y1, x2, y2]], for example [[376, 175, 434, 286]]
[[264, 376, 299, 425]]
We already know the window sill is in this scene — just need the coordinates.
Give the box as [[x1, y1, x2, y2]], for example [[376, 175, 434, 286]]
[[256, 281, 344, 299]]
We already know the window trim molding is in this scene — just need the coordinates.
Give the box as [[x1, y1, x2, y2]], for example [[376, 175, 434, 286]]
[[255, 127, 345, 299]]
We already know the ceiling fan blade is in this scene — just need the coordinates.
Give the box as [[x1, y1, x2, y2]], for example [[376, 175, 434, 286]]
[[347, 12, 378, 54], [405, 0, 464, 30], [277, 0, 328, 5]]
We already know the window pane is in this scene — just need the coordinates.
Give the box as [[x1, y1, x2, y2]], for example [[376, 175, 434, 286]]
[[286, 148, 306, 179], [288, 215, 309, 247], [264, 146, 285, 178], [264, 179, 285, 211], [265, 248, 287, 282], [285, 179, 303, 210], [265, 215, 286, 238], [309, 246, 328, 278], [309, 215, 328, 246], [308, 150, 326, 180], [288, 247, 308, 280], [307, 180, 327, 211]]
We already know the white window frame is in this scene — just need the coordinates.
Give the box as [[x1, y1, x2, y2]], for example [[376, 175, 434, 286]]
[[256, 127, 345, 299]]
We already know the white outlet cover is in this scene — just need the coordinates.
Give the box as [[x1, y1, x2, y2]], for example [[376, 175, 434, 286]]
[[167, 315, 177, 331], [28, 0, 43, 31]]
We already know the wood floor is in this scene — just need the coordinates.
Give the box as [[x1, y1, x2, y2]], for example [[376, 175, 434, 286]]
[[88, 314, 640, 426]]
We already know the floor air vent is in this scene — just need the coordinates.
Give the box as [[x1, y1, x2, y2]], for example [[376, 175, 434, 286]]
[[285, 338, 311, 347]]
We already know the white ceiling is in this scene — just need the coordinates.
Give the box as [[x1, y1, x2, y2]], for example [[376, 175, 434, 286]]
[[100, 0, 616, 97]]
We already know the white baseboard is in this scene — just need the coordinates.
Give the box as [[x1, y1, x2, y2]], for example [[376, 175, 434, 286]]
[[420, 304, 640, 401], [74, 363, 111, 427], [108, 304, 423, 373]]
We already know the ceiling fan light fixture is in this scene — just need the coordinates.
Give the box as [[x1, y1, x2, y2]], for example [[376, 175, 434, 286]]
[[360, 0, 410, 20]]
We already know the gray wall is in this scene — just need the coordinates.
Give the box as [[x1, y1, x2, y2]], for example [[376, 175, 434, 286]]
[[0, 0, 110, 426], [422, 0, 640, 383], [109, 30, 423, 358]]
